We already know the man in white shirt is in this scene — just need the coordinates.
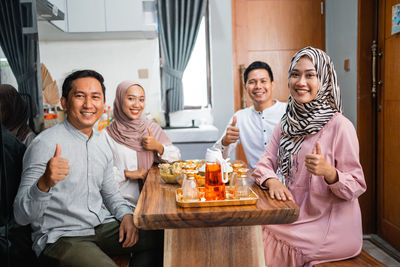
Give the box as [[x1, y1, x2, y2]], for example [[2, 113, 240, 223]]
[[214, 61, 287, 169]]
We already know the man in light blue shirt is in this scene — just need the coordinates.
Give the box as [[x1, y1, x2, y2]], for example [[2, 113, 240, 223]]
[[214, 61, 287, 169], [13, 70, 145, 267]]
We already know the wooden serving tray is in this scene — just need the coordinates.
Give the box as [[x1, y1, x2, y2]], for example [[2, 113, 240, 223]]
[[176, 187, 259, 208]]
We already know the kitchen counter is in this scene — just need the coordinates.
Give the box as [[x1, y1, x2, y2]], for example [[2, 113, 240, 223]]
[[163, 124, 219, 143], [163, 125, 219, 160]]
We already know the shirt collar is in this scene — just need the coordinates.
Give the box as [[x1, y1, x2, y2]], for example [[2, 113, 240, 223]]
[[62, 120, 90, 142], [251, 100, 278, 114]]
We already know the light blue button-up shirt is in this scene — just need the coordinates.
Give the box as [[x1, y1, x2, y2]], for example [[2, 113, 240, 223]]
[[13, 120, 133, 256]]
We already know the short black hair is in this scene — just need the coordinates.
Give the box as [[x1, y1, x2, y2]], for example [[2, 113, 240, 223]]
[[62, 70, 106, 100], [244, 61, 274, 83]]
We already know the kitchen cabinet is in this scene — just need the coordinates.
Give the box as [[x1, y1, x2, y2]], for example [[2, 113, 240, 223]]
[[105, 0, 155, 32], [46, 0, 156, 36], [67, 0, 106, 32], [48, 0, 68, 31]]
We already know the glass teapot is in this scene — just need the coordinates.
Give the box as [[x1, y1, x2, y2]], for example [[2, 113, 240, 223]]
[[204, 148, 229, 200]]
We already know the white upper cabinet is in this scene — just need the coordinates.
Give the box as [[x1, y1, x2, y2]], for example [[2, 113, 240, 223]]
[[67, 0, 106, 32], [47, 0, 68, 31], [105, 0, 143, 31], [43, 0, 157, 37]]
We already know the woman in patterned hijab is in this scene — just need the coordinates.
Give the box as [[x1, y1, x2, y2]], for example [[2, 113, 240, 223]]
[[277, 46, 342, 187], [252, 47, 366, 266]]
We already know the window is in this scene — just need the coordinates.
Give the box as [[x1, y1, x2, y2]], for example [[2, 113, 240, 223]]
[[182, 11, 211, 109], [0, 47, 18, 87]]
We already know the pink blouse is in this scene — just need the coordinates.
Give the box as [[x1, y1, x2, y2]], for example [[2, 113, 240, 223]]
[[253, 113, 367, 266]]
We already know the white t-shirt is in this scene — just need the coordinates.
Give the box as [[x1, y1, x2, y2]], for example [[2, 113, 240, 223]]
[[214, 100, 287, 169], [103, 130, 180, 205]]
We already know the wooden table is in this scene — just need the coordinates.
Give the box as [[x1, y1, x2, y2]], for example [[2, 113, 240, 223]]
[[134, 166, 299, 267]]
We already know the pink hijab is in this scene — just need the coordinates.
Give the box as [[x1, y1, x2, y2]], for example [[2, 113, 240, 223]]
[[107, 80, 172, 172]]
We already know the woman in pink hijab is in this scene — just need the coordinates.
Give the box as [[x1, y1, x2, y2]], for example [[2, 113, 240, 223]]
[[105, 80, 180, 205], [104, 81, 180, 267]]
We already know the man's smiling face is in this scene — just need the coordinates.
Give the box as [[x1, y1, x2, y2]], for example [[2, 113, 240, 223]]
[[61, 77, 105, 136]]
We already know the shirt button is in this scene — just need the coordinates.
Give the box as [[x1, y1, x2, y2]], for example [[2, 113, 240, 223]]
[[264, 142, 267, 145], [262, 117, 264, 119], [263, 130, 266, 132]]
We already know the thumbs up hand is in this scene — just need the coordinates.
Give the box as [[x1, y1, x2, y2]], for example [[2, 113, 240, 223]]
[[142, 128, 164, 155], [304, 142, 338, 184], [37, 144, 70, 192], [222, 115, 240, 146]]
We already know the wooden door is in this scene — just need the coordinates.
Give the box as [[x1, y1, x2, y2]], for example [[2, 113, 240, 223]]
[[232, 0, 325, 162], [377, 0, 400, 251], [357, 0, 378, 235]]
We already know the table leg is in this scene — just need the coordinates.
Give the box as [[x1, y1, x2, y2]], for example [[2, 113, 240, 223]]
[[164, 225, 265, 267]]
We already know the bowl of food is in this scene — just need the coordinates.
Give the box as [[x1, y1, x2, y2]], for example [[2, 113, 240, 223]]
[[159, 162, 184, 184]]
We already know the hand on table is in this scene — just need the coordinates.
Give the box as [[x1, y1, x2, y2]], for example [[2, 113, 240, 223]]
[[262, 178, 293, 201], [222, 116, 239, 146], [124, 169, 148, 180], [119, 214, 139, 248], [305, 142, 338, 184], [37, 144, 69, 192], [142, 128, 164, 155]]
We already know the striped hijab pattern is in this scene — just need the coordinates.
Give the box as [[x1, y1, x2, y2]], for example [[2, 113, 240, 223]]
[[276, 47, 342, 187]]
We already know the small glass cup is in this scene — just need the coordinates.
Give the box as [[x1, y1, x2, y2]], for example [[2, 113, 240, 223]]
[[228, 172, 238, 199], [236, 168, 250, 198], [182, 170, 199, 201]]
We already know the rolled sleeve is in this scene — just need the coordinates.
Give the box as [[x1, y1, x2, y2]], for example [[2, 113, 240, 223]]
[[327, 118, 366, 201], [13, 139, 53, 226], [159, 144, 181, 162], [101, 158, 135, 221]]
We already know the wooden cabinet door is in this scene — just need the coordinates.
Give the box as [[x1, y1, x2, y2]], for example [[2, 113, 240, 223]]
[[377, 0, 400, 251], [232, 0, 325, 162]]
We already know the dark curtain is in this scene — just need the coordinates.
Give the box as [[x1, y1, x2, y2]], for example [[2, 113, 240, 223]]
[[157, 0, 207, 112], [0, 0, 39, 127]]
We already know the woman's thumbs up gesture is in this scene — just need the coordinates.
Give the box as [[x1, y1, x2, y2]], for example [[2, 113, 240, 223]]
[[305, 142, 338, 184], [37, 144, 70, 192], [142, 128, 164, 155]]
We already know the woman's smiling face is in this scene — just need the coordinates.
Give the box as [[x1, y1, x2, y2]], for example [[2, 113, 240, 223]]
[[289, 56, 319, 104], [122, 85, 145, 120]]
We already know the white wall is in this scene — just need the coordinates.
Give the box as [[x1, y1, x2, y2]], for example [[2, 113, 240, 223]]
[[209, 0, 234, 135], [39, 38, 162, 118], [325, 0, 358, 127], [38, 1, 235, 134]]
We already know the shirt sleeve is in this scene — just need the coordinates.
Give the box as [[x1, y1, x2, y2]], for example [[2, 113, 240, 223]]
[[327, 118, 367, 200], [252, 124, 281, 189], [113, 166, 126, 184], [159, 144, 181, 162], [101, 156, 134, 221], [13, 139, 53, 226]]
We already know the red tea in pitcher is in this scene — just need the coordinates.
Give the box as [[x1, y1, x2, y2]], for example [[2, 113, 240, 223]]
[[205, 162, 226, 200]]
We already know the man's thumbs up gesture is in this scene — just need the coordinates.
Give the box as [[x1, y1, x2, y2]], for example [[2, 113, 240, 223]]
[[37, 144, 70, 192], [304, 142, 338, 184], [142, 128, 164, 155], [222, 115, 240, 146]]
